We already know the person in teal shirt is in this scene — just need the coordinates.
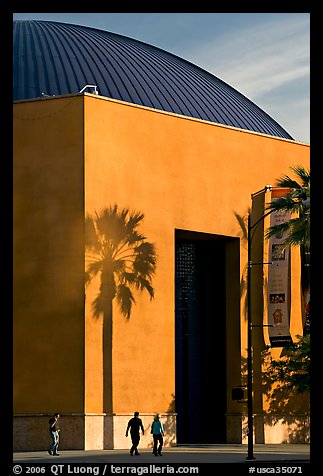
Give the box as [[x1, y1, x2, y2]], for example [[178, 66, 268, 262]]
[[151, 413, 164, 456]]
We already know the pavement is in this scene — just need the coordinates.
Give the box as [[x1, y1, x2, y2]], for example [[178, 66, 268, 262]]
[[13, 444, 310, 464]]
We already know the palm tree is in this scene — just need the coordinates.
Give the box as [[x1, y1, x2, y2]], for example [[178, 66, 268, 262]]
[[265, 165, 310, 250], [85, 204, 157, 412], [265, 165, 310, 333]]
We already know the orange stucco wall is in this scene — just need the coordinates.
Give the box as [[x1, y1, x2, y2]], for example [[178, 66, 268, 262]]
[[14, 94, 309, 446], [13, 96, 85, 412], [83, 94, 309, 415]]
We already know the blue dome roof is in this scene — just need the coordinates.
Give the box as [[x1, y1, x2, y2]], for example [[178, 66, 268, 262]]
[[13, 20, 293, 139]]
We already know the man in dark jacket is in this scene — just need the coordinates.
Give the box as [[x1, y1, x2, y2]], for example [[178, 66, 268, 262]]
[[48, 413, 61, 456], [125, 411, 144, 456]]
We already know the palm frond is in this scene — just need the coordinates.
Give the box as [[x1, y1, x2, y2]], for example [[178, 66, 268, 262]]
[[265, 221, 291, 240], [266, 216, 310, 248], [113, 258, 126, 273], [95, 206, 128, 245], [285, 230, 308, 248], [276, 165, 310, 189], [126, 211, 145, 233], [275, 176, 299, 188], [133, 254, 156, 277], [135, 242, 157, 261], [127, 230, 146, 245], [289, 165, 310, 186], [135, 275, 155, 299], [266, 195, 302, 214], [86, 259, 103, 281], [122, 272, 137, 284], [85, 216, 101, 253], [116, 284, 135, 319], [234, 211, 248, 242]]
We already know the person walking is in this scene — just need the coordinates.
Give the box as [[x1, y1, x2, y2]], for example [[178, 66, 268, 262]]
[[48, 413, 61, 456], [125, 411, 145, 456], [151, 413, 164, 456]]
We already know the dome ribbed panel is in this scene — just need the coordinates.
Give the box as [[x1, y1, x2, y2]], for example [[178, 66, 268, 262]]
[[13, 20, 293, 139]]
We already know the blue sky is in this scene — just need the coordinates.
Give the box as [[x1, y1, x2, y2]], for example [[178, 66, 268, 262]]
[[13, 12, 310, 144]]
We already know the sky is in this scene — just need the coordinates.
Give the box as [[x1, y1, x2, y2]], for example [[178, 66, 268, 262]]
[[12, 12, 310, 144]]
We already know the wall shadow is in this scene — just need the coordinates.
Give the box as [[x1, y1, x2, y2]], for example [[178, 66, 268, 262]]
[[241, 352, 310, 443], [85, 204, 157, 417]]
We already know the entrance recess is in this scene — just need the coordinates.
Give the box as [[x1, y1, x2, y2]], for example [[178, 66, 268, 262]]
[[175, 229, 240, 444]]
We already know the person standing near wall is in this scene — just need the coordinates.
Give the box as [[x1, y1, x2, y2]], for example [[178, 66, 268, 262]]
[[125, 411, 145, 456], [48, 413, 61, 456], [151, 413, 164, 456]]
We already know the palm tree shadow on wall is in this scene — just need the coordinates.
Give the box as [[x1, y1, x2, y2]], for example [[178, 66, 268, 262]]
[[85, 204, 157, 414]]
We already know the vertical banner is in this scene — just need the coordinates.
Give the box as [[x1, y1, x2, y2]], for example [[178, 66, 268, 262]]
[[267, 189, 293, 347]]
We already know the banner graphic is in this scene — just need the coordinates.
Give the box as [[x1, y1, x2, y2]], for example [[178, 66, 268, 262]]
[[267, 189, 293, 347]]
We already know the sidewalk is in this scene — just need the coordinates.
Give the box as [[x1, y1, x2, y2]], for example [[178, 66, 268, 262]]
[[13, 444, 310, 464]]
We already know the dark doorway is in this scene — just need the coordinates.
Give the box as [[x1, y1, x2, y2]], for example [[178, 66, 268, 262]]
[[175, 230, 237, 444]]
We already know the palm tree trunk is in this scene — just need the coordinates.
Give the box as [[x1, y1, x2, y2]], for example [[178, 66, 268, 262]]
[[103, 301, 113, 415]]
